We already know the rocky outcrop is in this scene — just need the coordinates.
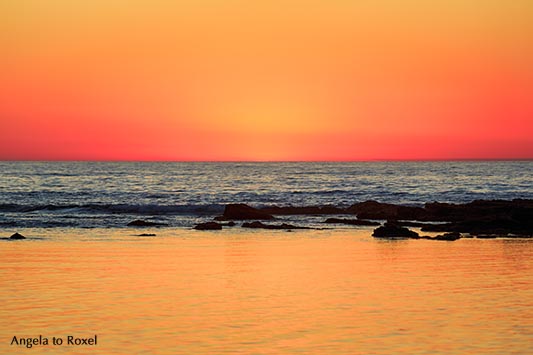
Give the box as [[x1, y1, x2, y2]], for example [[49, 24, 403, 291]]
[[422, 200, 531, 221], [261, 206, 345, 215], [216, 204, 274, 220], [201, 200, 532, 237], [395, 221, 439, 228], [348, 201, 427, 220], [3, 199, 529, 238], [349, 199, 532, 237], [372, 222, 419, 239], [194, 222, 223, 230], [433, 232, 461, 241], [323, 218, 380, 226], [241, 221, 310, 230], [9, 232, 26, 240], [420, 216, 531, 236]]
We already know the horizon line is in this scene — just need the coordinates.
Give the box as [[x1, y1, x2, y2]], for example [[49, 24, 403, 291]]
[[1, 158, 532, 163]]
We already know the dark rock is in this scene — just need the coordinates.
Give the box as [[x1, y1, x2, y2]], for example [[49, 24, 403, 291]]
[[372, 221, 419, 239], [9, 232, 26, 240], [218, 204, 274, 220], [395, 221, 439, 228], [323, 218, 380, 226], [421, 217, 529, 235], [137, 233, 157, 237], [434, 232, 461, 241], [242, 221, 310, 230], [242, 221, 267, 229], [261, 205, 346, 215], [349, 199, 533, 235], [194, 222, 223, 230], [423, 199, 533, 223], [347, 200, 427, 220], [217, 199, 533, 237], [127, 220, 167, 227], [278, 223, 310, 230], [220, 221, 236, 227]]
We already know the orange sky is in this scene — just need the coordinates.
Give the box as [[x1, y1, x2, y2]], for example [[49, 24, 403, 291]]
[[1, 0, 532, 161]]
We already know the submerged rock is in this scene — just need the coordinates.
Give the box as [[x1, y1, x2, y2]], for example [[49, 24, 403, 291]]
[[216, 204, 274, 220], [261, 205, 345, 215], [194, 222, 223, 230], [348, 201, 427, 220], [9, 232, 26, 240], [242, 221, 310, 230], [372, 222, 419, 239], [395, 221, 439, 228], [127, 220, 167, 227], [323, 218, 380, 226], [420, 217, 530, 236], [433, 232, 461, 241]]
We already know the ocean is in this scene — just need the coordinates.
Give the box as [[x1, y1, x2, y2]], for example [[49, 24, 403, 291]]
[[1, 161, 532, 354], [1, 161, 531, 230]]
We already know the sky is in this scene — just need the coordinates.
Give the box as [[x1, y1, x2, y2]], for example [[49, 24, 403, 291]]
[[1, 0, 532, 161]]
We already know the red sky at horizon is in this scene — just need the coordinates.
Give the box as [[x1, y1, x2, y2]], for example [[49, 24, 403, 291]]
[[1, 1, 532, 161]]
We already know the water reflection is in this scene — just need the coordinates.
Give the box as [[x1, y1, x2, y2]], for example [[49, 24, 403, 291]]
[[0, 231, 531, 354]]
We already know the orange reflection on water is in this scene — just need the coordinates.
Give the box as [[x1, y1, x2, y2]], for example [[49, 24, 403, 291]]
[[0, 229, 532, 354]]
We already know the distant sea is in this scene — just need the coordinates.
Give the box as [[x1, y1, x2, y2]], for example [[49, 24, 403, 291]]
[[0, 161, 531, 229]]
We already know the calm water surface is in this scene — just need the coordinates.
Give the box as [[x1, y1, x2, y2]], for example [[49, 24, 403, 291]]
[[1, 229, 531, 354]]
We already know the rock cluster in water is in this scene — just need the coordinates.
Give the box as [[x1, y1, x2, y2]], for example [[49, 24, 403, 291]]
[[10, 200, 529, 239], [350, 199, 532, 236], [197, 200, 532, 238], [242, 221, 310, 230], [215, 203, 274, 220]]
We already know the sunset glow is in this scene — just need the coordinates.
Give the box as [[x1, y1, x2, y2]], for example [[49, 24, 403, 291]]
[[1, 0, 532, 161]]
